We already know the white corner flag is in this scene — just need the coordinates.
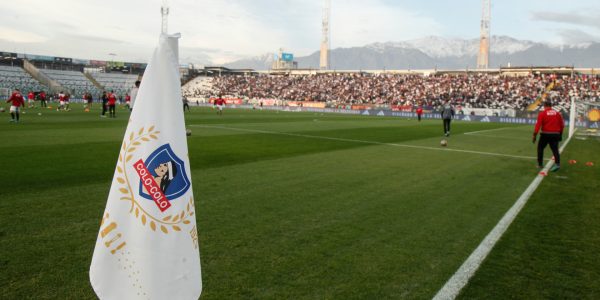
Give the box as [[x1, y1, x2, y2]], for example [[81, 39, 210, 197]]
[[90, 33, 202, 299]]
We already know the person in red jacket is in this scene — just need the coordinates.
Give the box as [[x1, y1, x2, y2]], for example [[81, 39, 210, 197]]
[[533, 101, 564, 172], [6, 89, 25, 123]]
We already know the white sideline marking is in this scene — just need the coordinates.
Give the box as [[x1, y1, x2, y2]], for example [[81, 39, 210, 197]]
[[432, 131, 575, 300], [193, 125, 539, 161], [465, 127, 529, 141], [464, 127, 511, 135], [465, 133, 530, 141]]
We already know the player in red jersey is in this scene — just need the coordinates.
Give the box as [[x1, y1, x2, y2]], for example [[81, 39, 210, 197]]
[[533, 101, 564, 172], [57, 91, 65, 111], [214, 95, 226, 116], [6, 89, 25, 123], [87, 92, 94, 110], [416, 105, 423, 122], [124, 93, 131, 110], [27, 91, 35, 108], [108, 91, 117, 118], [64, 93, 71, 111], [39, 91, 47, 108]]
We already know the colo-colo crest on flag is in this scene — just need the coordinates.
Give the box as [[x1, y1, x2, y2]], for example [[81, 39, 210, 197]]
[[135, 144, 191, 211], [90, 33, 202, 300]]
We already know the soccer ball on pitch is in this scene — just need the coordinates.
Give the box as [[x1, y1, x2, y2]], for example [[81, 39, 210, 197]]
[[440, 139, 448, 147], [186, 129, 192, 136], [0, 107, 5, 113]]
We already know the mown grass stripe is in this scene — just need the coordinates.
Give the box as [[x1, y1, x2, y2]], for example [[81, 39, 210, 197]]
[[194, 125, 539, 161]]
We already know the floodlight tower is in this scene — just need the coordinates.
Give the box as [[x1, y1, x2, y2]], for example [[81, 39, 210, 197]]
[[477, 0, 491, 69], [320, 0, 331, 70], [161, 0, 169, 34]]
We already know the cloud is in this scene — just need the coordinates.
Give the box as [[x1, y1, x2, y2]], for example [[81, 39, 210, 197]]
[[0, 0, 442, 65], [555, 28, 599, 44], [179, 46, 242, 66], [530, 9, 600, 43], [530, 11, 600, 29], [0, 26, 48, 43], [4, 0, 598, 66], [172, 1, 290, 61], [330, 0, 443, 48], [63, 34, 126, 44], [179, 50, 212, 66], [174, 0, 445, 64]]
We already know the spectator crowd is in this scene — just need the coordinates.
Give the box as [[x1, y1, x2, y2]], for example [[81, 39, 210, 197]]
[[183, 73, 600, 112]]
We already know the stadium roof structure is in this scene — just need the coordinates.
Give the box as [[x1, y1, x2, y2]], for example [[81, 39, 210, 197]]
[[195, 66, 258, 76], [500, 66, 576, 74]]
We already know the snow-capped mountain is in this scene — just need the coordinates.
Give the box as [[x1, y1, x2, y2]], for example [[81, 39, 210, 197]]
[[224, 36, 600, 70], [367, 36, 536, 58], [223, 53, 275, 70]]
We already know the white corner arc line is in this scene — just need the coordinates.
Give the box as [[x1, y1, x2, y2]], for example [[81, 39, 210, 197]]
[[193, 124, 539, 161], [432, 130, 575, 300]]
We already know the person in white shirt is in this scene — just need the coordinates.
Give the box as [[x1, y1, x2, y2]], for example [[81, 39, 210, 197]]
[[129, 80, 141, 111]]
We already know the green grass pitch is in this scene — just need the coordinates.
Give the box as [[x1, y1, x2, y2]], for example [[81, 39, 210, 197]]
[[0, 105, 599, 299]]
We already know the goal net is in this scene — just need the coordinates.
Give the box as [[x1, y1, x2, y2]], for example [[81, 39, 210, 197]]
[[570, 98, 600, 138]]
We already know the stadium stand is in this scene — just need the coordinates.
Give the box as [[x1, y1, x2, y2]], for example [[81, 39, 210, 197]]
[[190, 73, 599, 113], [1, 45, 593, 115], [40, 69, 102, 98], [545, 75, 600, 113], [89, 72, 139, 97], [0, 65, 46, 93], [182, 76, 215, 99], [201, 73, 547, 110]]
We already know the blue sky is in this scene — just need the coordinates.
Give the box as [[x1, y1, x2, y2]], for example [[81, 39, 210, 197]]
[[0, 0, 598, 64]]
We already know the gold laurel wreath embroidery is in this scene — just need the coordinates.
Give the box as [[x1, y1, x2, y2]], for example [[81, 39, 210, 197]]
[[115, 126, 196, 234]]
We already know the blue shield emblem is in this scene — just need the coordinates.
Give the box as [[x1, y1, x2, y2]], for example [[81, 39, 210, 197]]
[[138, 144, 191, 201]]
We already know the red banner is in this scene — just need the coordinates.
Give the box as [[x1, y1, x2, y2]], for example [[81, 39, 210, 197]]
[[391, 105, 413, 112], [351, 105, 374, 110], [301, 102, 326, 108], [90, 60, 107, 66], [287, 101, 326, 108]]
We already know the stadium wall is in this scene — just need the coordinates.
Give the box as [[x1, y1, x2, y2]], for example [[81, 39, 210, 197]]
[[255, 67, 599, 76], [195, 103, 599, 129]]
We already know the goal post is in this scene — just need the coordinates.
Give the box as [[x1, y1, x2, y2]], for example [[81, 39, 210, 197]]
[[569, 96, 576, 139]]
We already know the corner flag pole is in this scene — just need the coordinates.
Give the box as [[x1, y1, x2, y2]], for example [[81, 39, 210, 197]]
[[161, 0, 169, 34]]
